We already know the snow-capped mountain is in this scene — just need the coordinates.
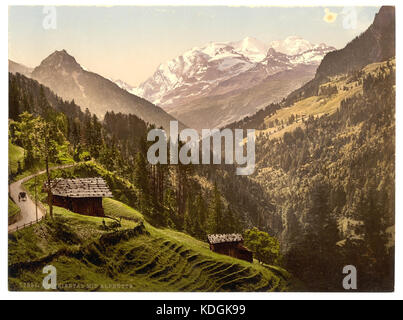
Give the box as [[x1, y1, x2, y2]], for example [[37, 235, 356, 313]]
[[132, 41, 255, 106], [113, 79, 137, 94], [269, 36, 335, 65], [229, 36, 268, 62], [269, 36, 315, 56], [134, 36, 335, 110]]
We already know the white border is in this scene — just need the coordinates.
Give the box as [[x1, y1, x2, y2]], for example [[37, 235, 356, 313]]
[[1, 0, 401, 300]]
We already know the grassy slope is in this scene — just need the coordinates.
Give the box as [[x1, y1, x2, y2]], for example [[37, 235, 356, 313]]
[[9, 141, 24, 173], [9, 140, 74, 182], [8, 198, 21, 223], [10, 168, 295, 292], [9, 142, 23, 223], [9, 198, 294, 292], [253, 59, 396, 247], [22, 161, 140, 213], [259, 59, 395, 140]]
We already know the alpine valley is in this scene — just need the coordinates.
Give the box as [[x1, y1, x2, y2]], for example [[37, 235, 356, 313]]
[[8, 6, 395, 292], [133, 36, 335, 130], [9, 51, 183, 132]]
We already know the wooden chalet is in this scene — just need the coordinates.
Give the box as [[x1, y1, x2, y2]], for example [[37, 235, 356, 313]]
[[46, 178, 113, 217], [207, 234, 253, 263]]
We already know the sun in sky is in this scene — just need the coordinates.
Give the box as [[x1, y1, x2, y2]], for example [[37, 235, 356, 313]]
[[9, 6, 378, 86], [323, 8, 338, 23]]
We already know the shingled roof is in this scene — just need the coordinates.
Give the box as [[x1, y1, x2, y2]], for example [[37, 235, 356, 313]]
[[47, 178, 113, 198], [207, 234, 244, 245]]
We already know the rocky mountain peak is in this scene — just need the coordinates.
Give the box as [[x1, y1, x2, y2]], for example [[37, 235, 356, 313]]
[[372, 6, 395, 30], [134, 36, 335, 107], [269, 36, 314, 56], [34, 49, 82, 74]]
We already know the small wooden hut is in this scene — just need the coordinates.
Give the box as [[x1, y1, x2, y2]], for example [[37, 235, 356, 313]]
[[207, 234, 253, 263], [46, 177, 113, 217]]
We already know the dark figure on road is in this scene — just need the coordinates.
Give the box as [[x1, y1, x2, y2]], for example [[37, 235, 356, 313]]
[[18, 192, 26, 202]]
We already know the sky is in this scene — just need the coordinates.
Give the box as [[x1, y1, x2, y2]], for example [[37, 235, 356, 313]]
[[9, 6, 380, 86]]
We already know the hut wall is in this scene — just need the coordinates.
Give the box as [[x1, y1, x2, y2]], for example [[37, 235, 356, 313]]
[[71, 197, 104, 217], [237, 246, 254, 263], [53, 195, 68, 208], [210, 242, 253, 263], [52, 196, 105, 217]]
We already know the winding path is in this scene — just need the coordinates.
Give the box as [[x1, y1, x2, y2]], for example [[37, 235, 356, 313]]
[[8, 164, 76, 233]]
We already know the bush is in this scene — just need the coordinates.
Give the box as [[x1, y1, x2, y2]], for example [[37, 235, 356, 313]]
[[79, 151, 91, 162], [244, 228, 281, 265]]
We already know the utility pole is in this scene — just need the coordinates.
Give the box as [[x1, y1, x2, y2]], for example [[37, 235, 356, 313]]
[[34, 175, 38, 222]]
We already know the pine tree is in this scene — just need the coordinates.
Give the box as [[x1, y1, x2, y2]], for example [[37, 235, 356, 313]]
[[208, 183, 224, 234], [134, 152, 150, 214], [184, 194, 195, 235], [30, 118, 60, 218], [163, 187, 177, 228], [194, 194, 207, 239], [223, 206, 240, 234], [9, 77, 20, 120]]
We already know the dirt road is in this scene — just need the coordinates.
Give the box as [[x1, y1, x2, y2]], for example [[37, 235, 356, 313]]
[[8, 164, 75, 233]]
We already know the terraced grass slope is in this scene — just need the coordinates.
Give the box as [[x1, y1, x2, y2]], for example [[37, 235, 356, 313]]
[[9, 197, 294, 292]]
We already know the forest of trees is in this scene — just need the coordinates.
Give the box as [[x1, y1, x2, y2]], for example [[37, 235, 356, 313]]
[[8, 72, 246, 241], [8, 56, 395, 291], [251, 61, 395, 291]]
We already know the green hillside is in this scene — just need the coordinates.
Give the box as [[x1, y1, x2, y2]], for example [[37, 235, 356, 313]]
[[168, 65, 317, 131], [9, 141, 24, 173], [8, 198, 21, 225], [258, 60, 394, 140], [9, 195, 294, 292], [8, 141, 23, 224], [250, 58, 396, 291]]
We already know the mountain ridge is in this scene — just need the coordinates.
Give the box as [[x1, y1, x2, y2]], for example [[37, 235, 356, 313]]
[[30, 50, 183, 131], [166, 64, 317, 131], [8, 59, 33, 77], [285, 6, 395, 105], [133, 36, 334, 130], [134, 36, 335, 109]]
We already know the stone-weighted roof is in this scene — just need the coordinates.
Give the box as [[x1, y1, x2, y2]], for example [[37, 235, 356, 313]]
[[47, 178, 113, 198], [207, 234, 243, 245]]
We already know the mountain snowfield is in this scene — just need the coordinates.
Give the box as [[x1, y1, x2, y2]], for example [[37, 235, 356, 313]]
[[230, 36, 269, 62], [270, 36, 316, 56], [132, 36, 336, 109], [132, 41, 256, 106], [112, 79, 137, 94]]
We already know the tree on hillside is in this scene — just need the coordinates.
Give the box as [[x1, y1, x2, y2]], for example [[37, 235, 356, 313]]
[[163, 187, 177, 228], [356, 178, 390, 285], [222, 206, 241, 234], [244, 228, 281, 265], [9, 76, 20, 120], [193, 194, 207, 239], [13, 112, 36, 168], [134, 151, 151, 215], [208, 183, 224, 234], [184, 194, 197, 235], [31, 117, 62, 219]]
